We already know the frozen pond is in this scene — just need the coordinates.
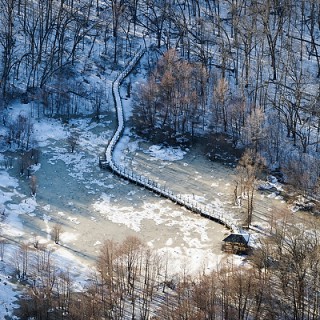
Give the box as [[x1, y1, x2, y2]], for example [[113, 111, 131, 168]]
[[116, 132, 291, 232], [0, 100, 306, 320], [1, 115, 230, 276]]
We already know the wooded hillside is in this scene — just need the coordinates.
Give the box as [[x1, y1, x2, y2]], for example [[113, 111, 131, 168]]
[[1, 0, 320, 198]]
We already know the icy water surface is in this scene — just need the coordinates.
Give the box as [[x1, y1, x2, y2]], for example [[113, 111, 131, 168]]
[[117, 133, 292, 232], [6, 117, 229, 275]]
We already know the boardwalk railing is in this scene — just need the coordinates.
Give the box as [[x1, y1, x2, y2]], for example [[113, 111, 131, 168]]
[[100, 48, 240, 233]]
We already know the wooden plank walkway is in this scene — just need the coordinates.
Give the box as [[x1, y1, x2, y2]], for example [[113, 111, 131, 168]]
[[101, 47, 241, 233]]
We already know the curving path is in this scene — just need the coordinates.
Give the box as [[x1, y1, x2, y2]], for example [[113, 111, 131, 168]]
[[100, 48, 241, 233]]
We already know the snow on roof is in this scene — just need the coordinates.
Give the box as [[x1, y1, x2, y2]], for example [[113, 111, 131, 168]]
[[223, 233, 250, 245]]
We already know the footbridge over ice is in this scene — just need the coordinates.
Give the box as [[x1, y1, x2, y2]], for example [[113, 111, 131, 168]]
[[99, 47, 241, 234]]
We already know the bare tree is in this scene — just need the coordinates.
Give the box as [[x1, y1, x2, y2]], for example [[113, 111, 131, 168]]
[[51, 224, 62, 244], [213, 77, 229, 132], [96, 239, 120, 318], [29, 246, 57, 319], [67, 131, 79, 153], [0, 238, 5, 261], [235, 149, 265, 228], [255, 218, 320, 319], [20, 242, 29, 280], [111, 0, 126, 63], [30, 175, 37, 196], [133, 49, 208, 139], [241, 105, 266, 153], [258, 0, 287, 80], [0, 0, 16, 99]]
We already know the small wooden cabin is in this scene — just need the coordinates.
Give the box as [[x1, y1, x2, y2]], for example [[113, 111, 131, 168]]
[[222, 233, 250, 254]]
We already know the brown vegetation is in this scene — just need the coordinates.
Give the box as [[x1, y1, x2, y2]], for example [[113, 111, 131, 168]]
[[9, 227, 319, 319]]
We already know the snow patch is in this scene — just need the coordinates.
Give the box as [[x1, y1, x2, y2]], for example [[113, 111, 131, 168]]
[[145, 145, 186, 161]]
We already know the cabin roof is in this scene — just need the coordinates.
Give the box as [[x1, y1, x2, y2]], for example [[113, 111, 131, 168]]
[[223, 233, 250, 245]]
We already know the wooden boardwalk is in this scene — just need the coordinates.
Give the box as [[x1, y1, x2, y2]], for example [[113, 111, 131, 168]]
[[100, 47, 241, 233]]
